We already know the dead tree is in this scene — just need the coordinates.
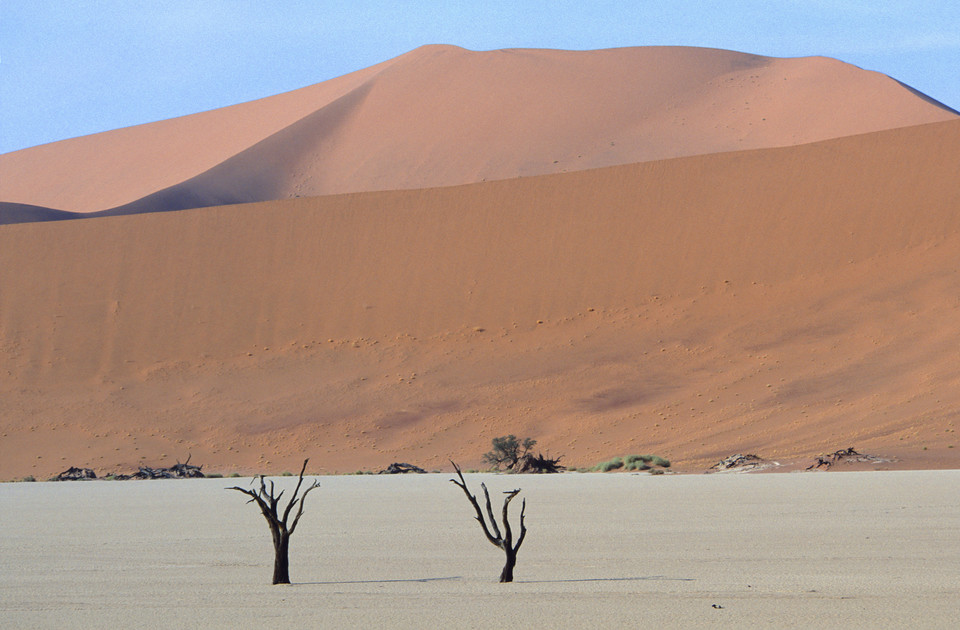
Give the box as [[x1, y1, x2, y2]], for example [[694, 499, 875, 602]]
[[515, 452, 564, 473], [52, 466, 97, 481], [378, 462, 427, 474], [228, 459, 320, 584], [450, 461, 527, 582]]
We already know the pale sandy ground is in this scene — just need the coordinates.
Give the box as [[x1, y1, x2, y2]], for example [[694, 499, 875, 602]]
[[2, 471, 958, 629]]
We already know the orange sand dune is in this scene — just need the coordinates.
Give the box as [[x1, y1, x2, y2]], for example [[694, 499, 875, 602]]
[[3, 45, 956, 219], [0, 52, 405, 214], [2, 119, 959, 479]]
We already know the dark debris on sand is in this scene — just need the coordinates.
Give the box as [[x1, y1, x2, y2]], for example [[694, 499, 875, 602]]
[[51, 456, 205, 481], [708, 453, 768, 472], [378, 462, 428, 474], [806, 447, 891, 470]]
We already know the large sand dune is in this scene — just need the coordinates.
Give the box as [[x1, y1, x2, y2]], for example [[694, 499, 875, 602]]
[[2, 45, 956, 221], [0, 52, 403, 215], [2, 115, 959, 478]]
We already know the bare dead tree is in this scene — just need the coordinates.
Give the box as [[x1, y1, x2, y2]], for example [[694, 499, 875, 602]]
[[228, 459, 320, 584], [450, 461, 527, 582], [515, 452, 564, 473]]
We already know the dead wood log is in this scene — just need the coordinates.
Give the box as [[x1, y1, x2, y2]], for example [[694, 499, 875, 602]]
[[514, 452, 564, 474], [806, 447, 878, 470], [709, 453, 765, 471], [450, 461, 527, 582], [130, 455, 205, 479], [378, 462, 427, 474], [52, 466, 97, 481], [168, 455, 205, 478]]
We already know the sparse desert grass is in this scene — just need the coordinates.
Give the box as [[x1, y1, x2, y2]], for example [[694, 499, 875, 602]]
[[624, 454, 670, 470], [589, 454, 670, 472], [593, 457, 624, 472]]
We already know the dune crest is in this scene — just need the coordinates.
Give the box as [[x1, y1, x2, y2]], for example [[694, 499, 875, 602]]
[[3, 45, 956, 219], [0, 50, 406, 214]]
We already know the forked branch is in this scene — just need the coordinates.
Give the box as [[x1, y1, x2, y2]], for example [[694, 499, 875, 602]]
[[228, 458, 320, 584], [450, 460, 527, 582]]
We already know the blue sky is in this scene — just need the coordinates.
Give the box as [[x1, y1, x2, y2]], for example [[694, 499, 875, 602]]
[[2, 1, 958, 154]]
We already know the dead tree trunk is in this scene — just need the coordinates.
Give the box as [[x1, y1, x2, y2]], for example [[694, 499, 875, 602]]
[[450, 461, 527, 583], [228, 459, 320, 585]]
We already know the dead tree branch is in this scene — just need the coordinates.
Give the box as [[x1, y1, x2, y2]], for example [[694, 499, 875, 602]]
[[450, 460, 527, 582], [228, 458, 320, 584]]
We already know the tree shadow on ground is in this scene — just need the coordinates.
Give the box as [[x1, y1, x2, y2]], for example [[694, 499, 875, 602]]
[[517, 575, 695, 584], [292, 576, 461, 585], [292, 575, 694, 585]]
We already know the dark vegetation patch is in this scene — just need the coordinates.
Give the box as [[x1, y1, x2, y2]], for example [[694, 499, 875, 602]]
[[585, 454, 671, 472]]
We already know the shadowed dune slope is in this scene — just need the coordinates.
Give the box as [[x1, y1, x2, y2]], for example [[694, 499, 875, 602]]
[[0, 202, 76, 224], [3, 45, 957, 219], [2, 119, 959, 478], [0, 52, 404, 214]]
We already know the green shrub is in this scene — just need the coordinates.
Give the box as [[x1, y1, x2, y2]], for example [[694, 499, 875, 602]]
[[228, 472, 241, 478], [592, 457, 624, 472], [206, 473, 224, 478], [483, 434, 537, 471], [623, 454, 671, 470], [590, 454, 670, 472], [648, 455, 671, 468], [623, 455, 649, 470], [22, 475, 36, 482]]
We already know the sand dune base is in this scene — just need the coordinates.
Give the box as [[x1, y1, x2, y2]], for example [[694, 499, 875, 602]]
[[2, 471, 958, 628]]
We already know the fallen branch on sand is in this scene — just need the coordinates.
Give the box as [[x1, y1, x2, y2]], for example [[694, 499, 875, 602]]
[[51, 456, 206, 481], [708, 453, 773, 473], [52, 466, 97, 481], [378, 462, 427, 474], [514, 452, 565, 473], [806, 447, 891, 470]]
